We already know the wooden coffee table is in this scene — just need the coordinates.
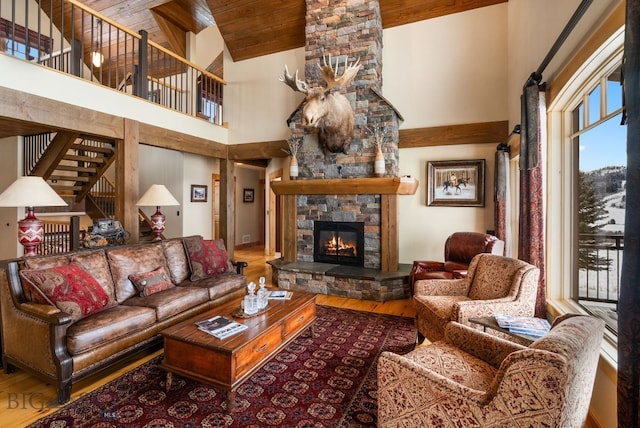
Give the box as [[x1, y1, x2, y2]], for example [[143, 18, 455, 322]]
[[160, 290, 316, 411]]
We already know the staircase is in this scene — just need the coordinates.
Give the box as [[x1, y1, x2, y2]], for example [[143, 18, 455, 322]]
[[24, 132, 162, 242], [29, 131, 116, 204]]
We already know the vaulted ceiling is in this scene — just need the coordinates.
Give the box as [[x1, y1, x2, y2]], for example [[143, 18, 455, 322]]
[[79, 0, 507, 63], [0, 0, 507, 139]]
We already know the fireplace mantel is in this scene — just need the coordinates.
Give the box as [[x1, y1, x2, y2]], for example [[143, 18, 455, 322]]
[[271, 177, 419, 196]]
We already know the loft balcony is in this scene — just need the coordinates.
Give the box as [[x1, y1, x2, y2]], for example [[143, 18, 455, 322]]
[[0, 0, 225, 125]]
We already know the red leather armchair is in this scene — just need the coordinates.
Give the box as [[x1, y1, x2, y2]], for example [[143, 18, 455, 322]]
[[409, 232, 504, 290]]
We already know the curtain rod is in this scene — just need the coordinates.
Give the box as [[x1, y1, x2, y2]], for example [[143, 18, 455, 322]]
[[535, 0, 594, 79]]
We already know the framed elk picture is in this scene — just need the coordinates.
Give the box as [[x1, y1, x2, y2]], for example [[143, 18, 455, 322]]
[[426, 159, 485, 207]]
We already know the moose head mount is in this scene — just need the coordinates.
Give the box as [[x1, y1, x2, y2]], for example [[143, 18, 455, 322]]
[[280, 54, 361, 154]]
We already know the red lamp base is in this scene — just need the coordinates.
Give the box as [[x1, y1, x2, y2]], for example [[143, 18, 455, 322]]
[[18, 207, 43, 256], [150, 207, 166, 241]]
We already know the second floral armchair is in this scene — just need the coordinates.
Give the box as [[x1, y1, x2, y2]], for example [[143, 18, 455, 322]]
[[413, 253, 540, 343]]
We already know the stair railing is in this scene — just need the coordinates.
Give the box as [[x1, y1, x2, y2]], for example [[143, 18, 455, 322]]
[[37, 216, 81, 255], [3, 0, 226, 124], [88, 175, 116, 218], [23, 132, 53, 176]]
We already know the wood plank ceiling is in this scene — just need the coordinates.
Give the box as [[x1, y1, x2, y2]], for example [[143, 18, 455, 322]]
[[68, 0, 508, 63]]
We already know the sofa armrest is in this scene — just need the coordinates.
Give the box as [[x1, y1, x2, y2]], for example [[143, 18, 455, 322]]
[[232, 260, 248, 275], [20, 302, 73, 325], [454, 298, 535, 326]]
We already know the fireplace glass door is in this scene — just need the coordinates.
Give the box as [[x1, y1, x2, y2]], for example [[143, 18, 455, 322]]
[[314, 221, 364, 267]]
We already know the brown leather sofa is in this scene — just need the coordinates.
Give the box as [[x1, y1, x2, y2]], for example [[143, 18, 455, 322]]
[[0, 236, 247, 404], [409, 232, 505, 291]]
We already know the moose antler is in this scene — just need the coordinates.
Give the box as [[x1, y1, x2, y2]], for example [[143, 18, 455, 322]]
[[318, 53, 361, 90], [279, 65, 309, 94]]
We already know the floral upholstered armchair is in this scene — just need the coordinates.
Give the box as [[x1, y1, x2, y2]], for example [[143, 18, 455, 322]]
[[413, 253, 539, 343], [378, 314, 605, 428]]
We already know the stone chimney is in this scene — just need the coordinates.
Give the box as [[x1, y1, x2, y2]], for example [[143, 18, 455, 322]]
[[289, 0, 402, 179]]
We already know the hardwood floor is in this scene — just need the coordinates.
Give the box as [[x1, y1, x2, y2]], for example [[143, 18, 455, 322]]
[[0, 246, 415, 427]]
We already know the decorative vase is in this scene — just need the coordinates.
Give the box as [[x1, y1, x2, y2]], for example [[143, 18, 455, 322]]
[[374, 146, 385, 177], [257, 277, 268, 310], [289, 156, 299, 180], [243, 282, 258, 315]]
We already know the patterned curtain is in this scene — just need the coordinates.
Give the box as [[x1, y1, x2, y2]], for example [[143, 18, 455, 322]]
[[494, 142, 511, 255], [618, 1, 640, 425], [518, 78, 547, 319]]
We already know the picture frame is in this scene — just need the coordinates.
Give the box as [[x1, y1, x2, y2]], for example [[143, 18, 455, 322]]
[[190, 184, 208, 202], [426, 159, 485, 207], [243, 188, 255, 203]]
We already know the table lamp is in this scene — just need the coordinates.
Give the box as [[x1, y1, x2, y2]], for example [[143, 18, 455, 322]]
[[136, 184, 180, 240], [0, 176, 68, 256]]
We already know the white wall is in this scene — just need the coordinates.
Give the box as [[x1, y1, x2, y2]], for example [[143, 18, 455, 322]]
[[224, 48, 306, 144], [235, 165, 264, 245], [382, 5, 508, 128], [0, 137, 22, 259], [182, 153, 218, 239], [138, 145, 184, 239], [399, 143, 498, 262]]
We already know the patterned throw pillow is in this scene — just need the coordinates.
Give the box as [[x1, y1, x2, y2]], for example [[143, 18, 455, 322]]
[[183, 236, 229, 281], [19, 264, 111, 322], [128, 266, 175, 297]]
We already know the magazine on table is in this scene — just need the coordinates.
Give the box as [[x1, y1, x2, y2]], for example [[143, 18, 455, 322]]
[[196, 315, 247, 339], [493, 313, 551, 337], [268, 290, 293, 300]]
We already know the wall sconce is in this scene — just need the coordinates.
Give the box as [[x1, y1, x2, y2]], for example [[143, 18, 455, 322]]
[[136, 184, 180, 241], [0, 176, 68, 256], [91, 18, 104, 68]]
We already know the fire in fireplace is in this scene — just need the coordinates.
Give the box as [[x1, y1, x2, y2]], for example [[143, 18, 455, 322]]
[[314, 221, 365, 267]]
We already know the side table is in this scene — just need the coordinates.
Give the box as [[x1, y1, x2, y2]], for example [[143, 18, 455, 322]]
[[469, 316, 539, 344]]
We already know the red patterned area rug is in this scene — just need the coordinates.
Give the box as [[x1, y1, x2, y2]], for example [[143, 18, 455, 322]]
[[29, 305, 416, 428]]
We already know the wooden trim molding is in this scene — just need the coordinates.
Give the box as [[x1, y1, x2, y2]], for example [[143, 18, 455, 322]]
[[228, 140, 289, 160], [270, 177, 418, 196], [399, 121, 509, 148]]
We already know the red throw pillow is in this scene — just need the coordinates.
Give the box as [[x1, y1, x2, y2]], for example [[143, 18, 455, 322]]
[[183, 236, 229, 281], [19, 264, 111, 322], [129, 266, 175, 297]]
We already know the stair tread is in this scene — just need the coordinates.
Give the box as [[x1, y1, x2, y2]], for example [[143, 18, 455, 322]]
[[71, 144, 114, 154], [63, 154, 106, 163], [49, 175, 91, 183], [56, 165, 97, 173]]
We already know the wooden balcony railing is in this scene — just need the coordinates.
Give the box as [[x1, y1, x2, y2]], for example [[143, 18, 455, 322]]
[[577, 233, 623, 306], [1, 0, 226, 125]]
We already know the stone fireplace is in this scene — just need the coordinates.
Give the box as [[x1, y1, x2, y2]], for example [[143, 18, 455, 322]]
[[268, 0, 418, 301]]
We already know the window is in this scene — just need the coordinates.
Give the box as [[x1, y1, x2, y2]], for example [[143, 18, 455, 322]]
[[572, 62, 625, 335], [197, 75, 223, 125], [547, 26, 625, 347], [0, 18, 51, 61]]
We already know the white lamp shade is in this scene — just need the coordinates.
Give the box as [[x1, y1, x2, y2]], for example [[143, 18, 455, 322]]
[[91, 51, 104, 68], [0, 176, 67, 207], [136, 184, 180, 207]]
